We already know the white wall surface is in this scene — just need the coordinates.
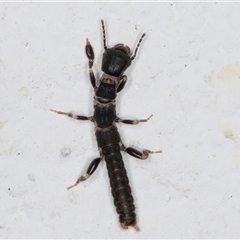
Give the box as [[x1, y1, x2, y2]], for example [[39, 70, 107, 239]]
[[1, 2, 240, 238]]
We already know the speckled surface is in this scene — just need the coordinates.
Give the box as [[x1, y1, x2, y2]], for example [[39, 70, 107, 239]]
[[1, 2, 240, 238]]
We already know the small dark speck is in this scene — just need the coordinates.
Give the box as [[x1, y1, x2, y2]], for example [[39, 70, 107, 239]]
[[17, 152, 20, 155], [25, 42, 28, 47], [135, 24, 140, 30], [61, 147, 71, 157], [28, 174, 36, 181], [224, 130, 234, 139], [185, 64, 187, 68], [8, 188, 10, 191]]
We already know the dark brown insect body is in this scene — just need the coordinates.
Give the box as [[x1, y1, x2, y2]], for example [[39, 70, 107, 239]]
[[51, 20, 161, 230]]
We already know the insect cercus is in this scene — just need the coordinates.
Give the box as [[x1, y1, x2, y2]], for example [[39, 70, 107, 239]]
[[51, 20, 161, 231]]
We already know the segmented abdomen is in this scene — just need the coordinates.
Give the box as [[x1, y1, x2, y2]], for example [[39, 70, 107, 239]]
[[102, 144, 136, 228]]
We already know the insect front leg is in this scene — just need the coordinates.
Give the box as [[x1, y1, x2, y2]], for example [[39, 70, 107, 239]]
[[85, 39, 96, 89], [67, 157, 102, 190], [116, 75, 127, 93], [124, 147, 162, 160], [50, 109, 93, 121], [116, 114, 153, 125]]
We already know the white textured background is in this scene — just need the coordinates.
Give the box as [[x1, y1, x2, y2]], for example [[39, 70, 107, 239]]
[[1, 2, 240, 238]]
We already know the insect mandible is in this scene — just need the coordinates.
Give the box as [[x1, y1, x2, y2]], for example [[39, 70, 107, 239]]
[[51, 20, 162, 231]]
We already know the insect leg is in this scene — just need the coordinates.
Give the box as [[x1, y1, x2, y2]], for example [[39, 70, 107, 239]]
[[125, 147, 161, 160], [116, 75, 127, 93], [50, 109, 93, 121], [116, 114, 153, 125], [67, 157, 102, 190], [85, 38, 96, 89]]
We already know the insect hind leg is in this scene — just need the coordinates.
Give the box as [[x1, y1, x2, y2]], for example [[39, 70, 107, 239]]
[[67, 157, 102, 190], [125, 147, 161, 160]]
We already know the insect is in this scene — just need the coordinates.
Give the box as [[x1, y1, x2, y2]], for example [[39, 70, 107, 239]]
[[51, 20, 161, 231]]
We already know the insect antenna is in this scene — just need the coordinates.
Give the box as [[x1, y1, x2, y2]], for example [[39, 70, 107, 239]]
[[131, 33, 146, 61], [101, 19, 107, 50]]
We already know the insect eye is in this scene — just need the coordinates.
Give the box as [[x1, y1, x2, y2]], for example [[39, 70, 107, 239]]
[[115, 43, 124, 48], [125, 46, 131, 54], [114, 44, 131, 55]]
